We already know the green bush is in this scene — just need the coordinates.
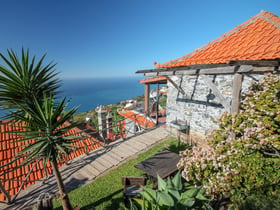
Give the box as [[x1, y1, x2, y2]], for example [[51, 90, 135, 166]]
[[177, 73, 280, 205], [239, 194, 280, 210]]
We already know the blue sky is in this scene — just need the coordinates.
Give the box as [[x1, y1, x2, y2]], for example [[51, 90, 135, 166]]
[[0, 0, 279, 78]]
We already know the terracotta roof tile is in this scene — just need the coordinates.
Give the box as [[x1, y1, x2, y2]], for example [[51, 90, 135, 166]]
[[118, 110, 155, 128], [0, 120, 103, 201], [155, 11, 280, 68], [139, 76, 167, 84]]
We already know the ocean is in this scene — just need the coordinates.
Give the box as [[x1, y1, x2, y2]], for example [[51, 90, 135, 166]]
[[0, 76, 150, 116], [59, 76, 145, 113]]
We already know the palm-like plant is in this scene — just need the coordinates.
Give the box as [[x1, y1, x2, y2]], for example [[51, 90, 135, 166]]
[[0, 48, 61, 118], [0, 49, 75, 210], [12, 94, 77, 210]]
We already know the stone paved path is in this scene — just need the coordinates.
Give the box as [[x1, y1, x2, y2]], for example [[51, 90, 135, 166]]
[[0, 127, 168, 210]]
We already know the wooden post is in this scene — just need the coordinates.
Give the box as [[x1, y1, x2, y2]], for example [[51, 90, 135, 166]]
[[144, 84, 150, 117], [231, 73, 243, 114], [230, 72, 243, 140]]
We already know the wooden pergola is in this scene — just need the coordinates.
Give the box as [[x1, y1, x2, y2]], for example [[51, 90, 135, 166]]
[[137, 60, 280, 114], [139, 76, 167, 123]]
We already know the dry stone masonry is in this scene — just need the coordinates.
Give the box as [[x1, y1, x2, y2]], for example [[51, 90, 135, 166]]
[[166, 73, 264, 145]]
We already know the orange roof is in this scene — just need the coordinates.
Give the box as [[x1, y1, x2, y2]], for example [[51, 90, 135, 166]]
[[118, 110, 155, 128], [0, 120, 103, 202], [139, 76, 167, 84], [155, 11, 280, 68]]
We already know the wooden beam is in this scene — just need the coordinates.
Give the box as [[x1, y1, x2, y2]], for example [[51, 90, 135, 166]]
[[228, 60, 280, 66], [159, 71, 175, 76], [144, 66, 236, 76], [144, 84, 150, 117], [138, 62, 277, 76], [231, 73, 243, 114], [200, 75, 231, 112], [165, 76, 186, 95], [136, 68, 167, 74], [136, 63, 229, 73], [237, 65, 253, 72], [142, 65, 275, 77], [252, 66, 276, 72], [145, 72, 159, 77], [199, 66, 237, 74], [174, 69, 198, 75]]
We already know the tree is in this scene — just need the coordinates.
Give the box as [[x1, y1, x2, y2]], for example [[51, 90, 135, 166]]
[[0, 48, 60, 118], [177, 73, 280, 206], [0, 49, 75, 210], [13, 94, 77, 210]]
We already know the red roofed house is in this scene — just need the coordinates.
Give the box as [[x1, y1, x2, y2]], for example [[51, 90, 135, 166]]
[[139, 75, 167, 118], [137, 10, 280, 146], [118, 75, 168, 134], [118, 109, 156, 136], [0, 120, 104, 202]]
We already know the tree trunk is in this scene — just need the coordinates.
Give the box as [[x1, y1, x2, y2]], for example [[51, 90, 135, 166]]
[[50, 160, 73, 210]]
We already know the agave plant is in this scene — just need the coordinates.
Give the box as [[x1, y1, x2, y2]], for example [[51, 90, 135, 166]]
[[134, 171, 213, 210]]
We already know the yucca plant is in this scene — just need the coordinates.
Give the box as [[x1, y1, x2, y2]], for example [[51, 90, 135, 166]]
[[0, 49, 75, 210], [12, 94, 77, 210], [0, 48, 60, 119]]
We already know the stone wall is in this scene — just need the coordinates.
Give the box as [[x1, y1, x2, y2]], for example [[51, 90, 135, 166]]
[[166, 73, 264, 145]]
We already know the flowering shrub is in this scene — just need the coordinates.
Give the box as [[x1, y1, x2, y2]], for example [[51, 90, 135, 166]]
[[177, 73, 280, 204]]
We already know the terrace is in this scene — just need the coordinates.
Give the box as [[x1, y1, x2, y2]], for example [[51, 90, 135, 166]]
[[0, 126, 169, 209]]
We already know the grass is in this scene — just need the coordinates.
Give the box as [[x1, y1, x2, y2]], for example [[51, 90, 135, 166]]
[[53, 137, 189, 210]]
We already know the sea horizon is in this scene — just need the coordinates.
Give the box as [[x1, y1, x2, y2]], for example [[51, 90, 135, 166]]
[[59, 75, 146, 113], [0, 76, 149, 116]]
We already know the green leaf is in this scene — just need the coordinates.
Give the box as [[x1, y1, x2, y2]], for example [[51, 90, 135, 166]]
[[157, 174, 167, 191], [166, 177, 173, 189], [181, 187, 200, 198], [168, 189, 180, 201], [140, 186, 157, 203], [133, 198, 154, 209], [179, 197, 195, 207], [157, 191, 174, 206], [56, 144, 68, 155], [130, 198, 143, 209], [195, 193, 210, 201], [171, 170, 182, 191]]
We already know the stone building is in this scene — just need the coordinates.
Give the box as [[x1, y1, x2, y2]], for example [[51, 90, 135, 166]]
[[137, 10, 280, 145]]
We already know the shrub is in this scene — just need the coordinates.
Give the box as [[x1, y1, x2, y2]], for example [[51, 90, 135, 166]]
[[133, 171, 212, 209], [177, 73, 280, 205]]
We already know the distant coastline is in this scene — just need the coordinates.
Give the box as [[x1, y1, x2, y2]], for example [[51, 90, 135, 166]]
[[0, 76, 147, 117], [60, 76, 146, 113]]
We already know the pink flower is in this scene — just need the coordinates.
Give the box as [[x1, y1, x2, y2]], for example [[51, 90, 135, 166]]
[[260, 139, 267, 145]]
